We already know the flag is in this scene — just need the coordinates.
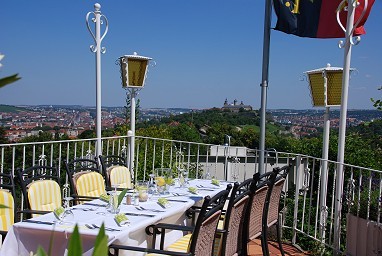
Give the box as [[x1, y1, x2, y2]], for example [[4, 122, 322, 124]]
[[273, 0, 375, 38]]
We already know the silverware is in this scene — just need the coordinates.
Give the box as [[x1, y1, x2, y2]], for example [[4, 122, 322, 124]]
[[167, 199, 189, 203], [84, 203, 107, 207], [124, 212, 155, 217], [92, 223, 121, 232], [23, 219, 54, 225], [137, 206, 164, 213]]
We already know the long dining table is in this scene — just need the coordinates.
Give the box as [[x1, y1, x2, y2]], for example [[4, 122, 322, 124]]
[[0, 179, 230, 256]]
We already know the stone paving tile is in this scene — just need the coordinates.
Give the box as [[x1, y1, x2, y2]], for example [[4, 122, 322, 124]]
[[247, 239, 310, 256]]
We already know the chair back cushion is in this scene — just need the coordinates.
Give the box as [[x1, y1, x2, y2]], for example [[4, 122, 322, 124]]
[[0, 189, 14, 231], [107, 166, 132, 189], [267, 177, 286, 226], [194, 210, 222, 256], [28, 180, 62, 214], [249, 185, 268, 240], [76, 171, 106, 197]]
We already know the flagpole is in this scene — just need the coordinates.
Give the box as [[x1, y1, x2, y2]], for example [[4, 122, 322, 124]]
[[258, 0, 272, 175], [333, 0, 357, 252]]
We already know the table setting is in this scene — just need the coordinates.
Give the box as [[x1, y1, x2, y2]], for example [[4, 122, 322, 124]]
[[0, 177, 231, 256]]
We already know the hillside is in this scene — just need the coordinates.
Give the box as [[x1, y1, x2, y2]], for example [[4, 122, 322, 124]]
[[0, 104, 29, 113]]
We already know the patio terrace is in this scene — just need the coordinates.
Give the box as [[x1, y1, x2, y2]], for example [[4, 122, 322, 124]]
[[1, 134, 381, 255]]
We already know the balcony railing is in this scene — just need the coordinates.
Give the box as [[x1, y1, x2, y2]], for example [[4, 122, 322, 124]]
[[1, 134, 381, 254]]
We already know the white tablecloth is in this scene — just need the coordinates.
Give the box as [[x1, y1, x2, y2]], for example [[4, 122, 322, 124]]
[[0, 179, 228, 256]]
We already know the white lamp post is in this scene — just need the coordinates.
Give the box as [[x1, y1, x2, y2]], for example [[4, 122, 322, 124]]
[[305, 63, 350, 242], [86, 3, 108, 158], [118, 52, 153, 180]]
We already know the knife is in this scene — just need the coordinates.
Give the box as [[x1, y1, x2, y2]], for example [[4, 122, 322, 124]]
[[124, 212, 155, 217], [84, 203, 107, 207], [167, 199, 189, 203], [23, 219, 54, 225]]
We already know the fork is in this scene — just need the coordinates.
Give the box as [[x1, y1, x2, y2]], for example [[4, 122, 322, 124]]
[[137, 206, 164, 213], [92, 223, 121, 232]]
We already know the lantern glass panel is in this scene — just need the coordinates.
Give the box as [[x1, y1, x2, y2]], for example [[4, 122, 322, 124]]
[[326, 71, 342, 105], [128, 59, 148, 87], [309, 73, 325, 107]]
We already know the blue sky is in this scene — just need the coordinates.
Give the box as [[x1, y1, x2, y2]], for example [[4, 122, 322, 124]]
[[1, 0, 381, 110]]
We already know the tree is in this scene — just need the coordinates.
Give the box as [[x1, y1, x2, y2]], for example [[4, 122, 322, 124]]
[[0, 127, 8, 144], [371, 86, 382, 111]]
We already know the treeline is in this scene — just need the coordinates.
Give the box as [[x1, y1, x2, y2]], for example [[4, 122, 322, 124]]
[[2, 108, 381, 170]]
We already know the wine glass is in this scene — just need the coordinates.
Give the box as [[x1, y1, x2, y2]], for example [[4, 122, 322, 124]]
[[109, 185, 120, 214], [56, 197, 74, 224], [148, 173, 157, 200]]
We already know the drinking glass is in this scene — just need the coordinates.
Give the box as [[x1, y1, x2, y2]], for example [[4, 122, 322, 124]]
[[137, 181, 149, 202], [148, 173, 157, 200], [55, 197, 74, 224], [179, 169, 189, 188], [108, 185, 120, 214]]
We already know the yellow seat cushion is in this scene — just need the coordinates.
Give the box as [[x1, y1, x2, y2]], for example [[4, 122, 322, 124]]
[[76, 171, 106, 197], [108, 166, 132, 189], [213, 219, 225, 256], [28, 180, 62, 217], [146, 233, 192, 256], [0, 189, 14, 231]]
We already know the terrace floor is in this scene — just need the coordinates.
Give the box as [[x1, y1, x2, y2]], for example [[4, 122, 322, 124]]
[[248, 239, 310, 255]]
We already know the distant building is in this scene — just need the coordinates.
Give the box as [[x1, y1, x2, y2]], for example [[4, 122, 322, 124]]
[[221, 98, 252, 112]]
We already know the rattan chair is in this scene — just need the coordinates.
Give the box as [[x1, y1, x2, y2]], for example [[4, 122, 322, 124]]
[[109, 186, 231, 256], [0, 172, 16, 242], [261, 164, 291, 256], [65, 158, 106, 200], [17, 165, 62, 219], [214, 181, 251, 256], [241, 171, 275, 256], [98, 155, 132, 190]]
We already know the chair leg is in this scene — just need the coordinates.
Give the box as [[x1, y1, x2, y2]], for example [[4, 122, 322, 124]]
[[276, 221, 285, 256], [261, 225, 270, 256]]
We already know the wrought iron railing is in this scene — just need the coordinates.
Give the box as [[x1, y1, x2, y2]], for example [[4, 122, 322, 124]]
[[0, 135, 381, 254]]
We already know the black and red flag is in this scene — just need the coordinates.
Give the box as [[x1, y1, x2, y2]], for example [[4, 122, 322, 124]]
[[273, 0, 375, 38]]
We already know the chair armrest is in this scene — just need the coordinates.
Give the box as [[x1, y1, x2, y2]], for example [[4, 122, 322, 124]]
[[109, 244, 192, 256], [17, 209, 51, 218], [146, 223, 194, 235], [0, 230, 8, 242], [71, 195, 98, 204]]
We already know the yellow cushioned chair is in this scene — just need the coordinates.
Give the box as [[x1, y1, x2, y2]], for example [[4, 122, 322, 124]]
[[0, 172, 16, 240], [75, 171, 106, 197], [99, 155, 132, 189], [27, 180, 62, 215], [108, 166, 132, 189], [65, 158, 105, 201], [17, 166, 62, 219]]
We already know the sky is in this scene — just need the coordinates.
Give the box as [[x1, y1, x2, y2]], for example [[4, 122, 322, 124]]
[[1, 0, 381, 110]]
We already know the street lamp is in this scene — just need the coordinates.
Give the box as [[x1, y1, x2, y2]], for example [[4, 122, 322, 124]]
[[305, 63, 353, 241], [118, 52, 153, 180]]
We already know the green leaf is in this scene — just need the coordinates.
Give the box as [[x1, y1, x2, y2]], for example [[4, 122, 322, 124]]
[[67, 225, 83, 256], [92, 223, 108, 256], [0, 204, 9, 209], [0, 74, 21, 88], [35, 246, 48, 256], [117, 188, 128, 207]]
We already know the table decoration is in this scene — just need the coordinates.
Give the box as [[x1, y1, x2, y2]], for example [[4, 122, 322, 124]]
[[115, 213, 129, 226], [157, 197, 171, 208]]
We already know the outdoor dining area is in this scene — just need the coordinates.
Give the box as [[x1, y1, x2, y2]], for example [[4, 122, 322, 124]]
[[0, 154, 294, 256]]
